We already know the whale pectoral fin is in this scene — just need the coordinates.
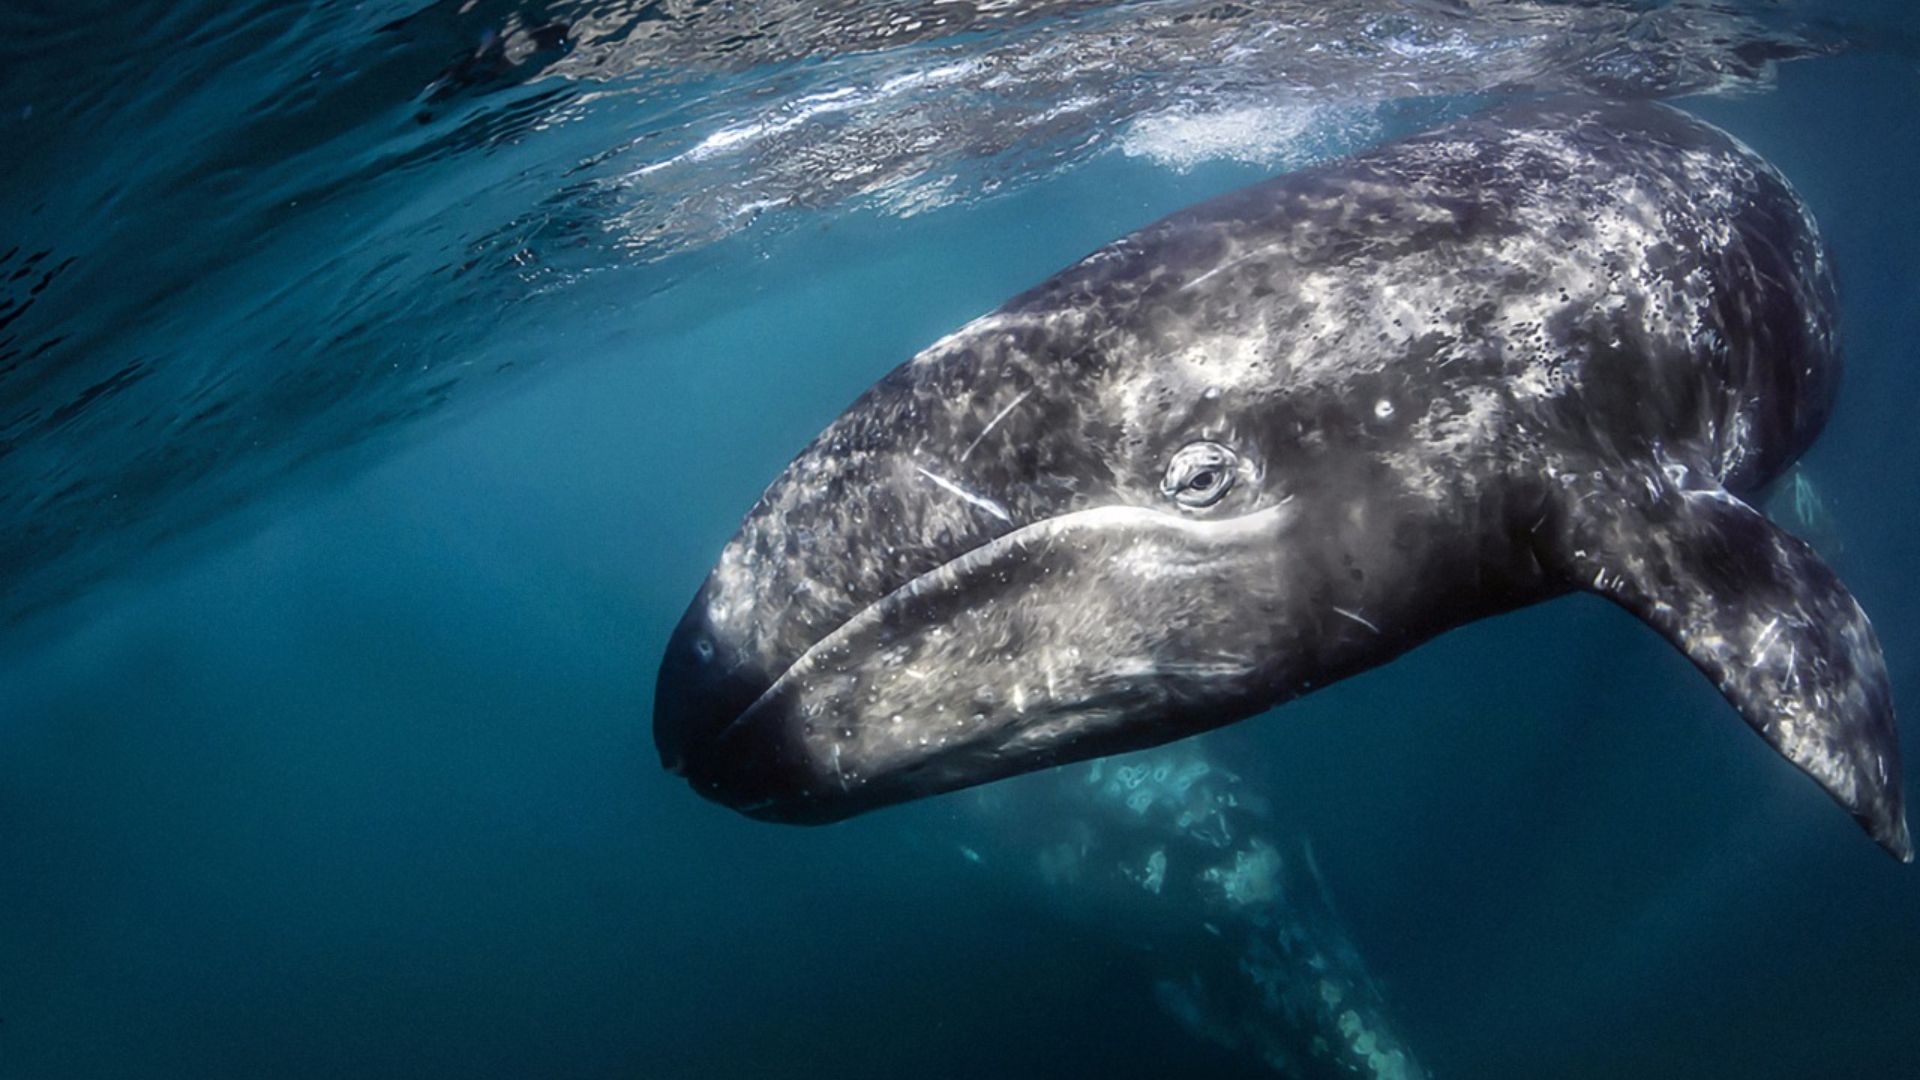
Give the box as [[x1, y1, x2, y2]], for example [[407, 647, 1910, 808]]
[[1541, 471, 1911, 861]]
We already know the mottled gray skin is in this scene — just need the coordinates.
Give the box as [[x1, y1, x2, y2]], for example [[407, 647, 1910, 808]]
[[656, 98, 1911, 860], [961, 742, 1425, 1078]]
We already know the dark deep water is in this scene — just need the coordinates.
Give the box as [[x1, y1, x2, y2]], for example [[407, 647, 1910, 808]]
[[4, 2, 1920, 1077]]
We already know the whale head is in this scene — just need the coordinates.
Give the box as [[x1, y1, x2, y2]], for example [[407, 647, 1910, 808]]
[[651, 199, 1530, 822]]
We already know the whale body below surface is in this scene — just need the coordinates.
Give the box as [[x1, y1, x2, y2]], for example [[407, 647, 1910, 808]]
[[655, 98, 1911, 861]]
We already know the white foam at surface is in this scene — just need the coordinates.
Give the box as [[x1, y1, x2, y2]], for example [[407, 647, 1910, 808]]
[[1118, 104, 1368, 172]]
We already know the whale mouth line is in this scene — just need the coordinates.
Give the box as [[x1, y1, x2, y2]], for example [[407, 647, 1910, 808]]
[[712, 500, 1297, 750]]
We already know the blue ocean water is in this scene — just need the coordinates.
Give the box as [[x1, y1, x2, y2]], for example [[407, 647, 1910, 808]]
[[3, 2, 1919, 1076]]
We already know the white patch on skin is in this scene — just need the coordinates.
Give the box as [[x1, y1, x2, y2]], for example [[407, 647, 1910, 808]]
[[1203, 841, 1283, 907], [1387, 386, 1507, 503], [1168, 322, 1276, 388], [1509, 363, 1560, 401]]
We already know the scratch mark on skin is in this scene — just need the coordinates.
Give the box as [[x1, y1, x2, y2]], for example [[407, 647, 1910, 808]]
[[961, 390, 1032, 461], [1178, 237, 1295, 294], [915, 464, 1013, 522], [1331, 606, 1382, 635]]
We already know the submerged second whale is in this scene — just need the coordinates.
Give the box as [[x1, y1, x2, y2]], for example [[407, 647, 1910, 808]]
[[654, 98, 1910, 861]]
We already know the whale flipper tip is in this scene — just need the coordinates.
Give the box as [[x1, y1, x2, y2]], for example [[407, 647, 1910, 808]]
[[1881, 815, 1913, 863], [1542, 464, 1908, 861]]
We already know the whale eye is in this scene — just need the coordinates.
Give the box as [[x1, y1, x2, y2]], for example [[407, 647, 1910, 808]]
[[1161, 441, 1239, 508]]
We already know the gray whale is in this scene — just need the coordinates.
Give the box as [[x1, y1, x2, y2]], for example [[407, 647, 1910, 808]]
[[960, 740, 1426, 1078], [655, 98, 1911, 861]]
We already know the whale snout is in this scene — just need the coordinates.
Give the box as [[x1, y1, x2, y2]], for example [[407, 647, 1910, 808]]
[[653, 595, 795, 811], [655, 581, 883, 822], [652, 600, 739, 776], [655, 500, 1312, 824]]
